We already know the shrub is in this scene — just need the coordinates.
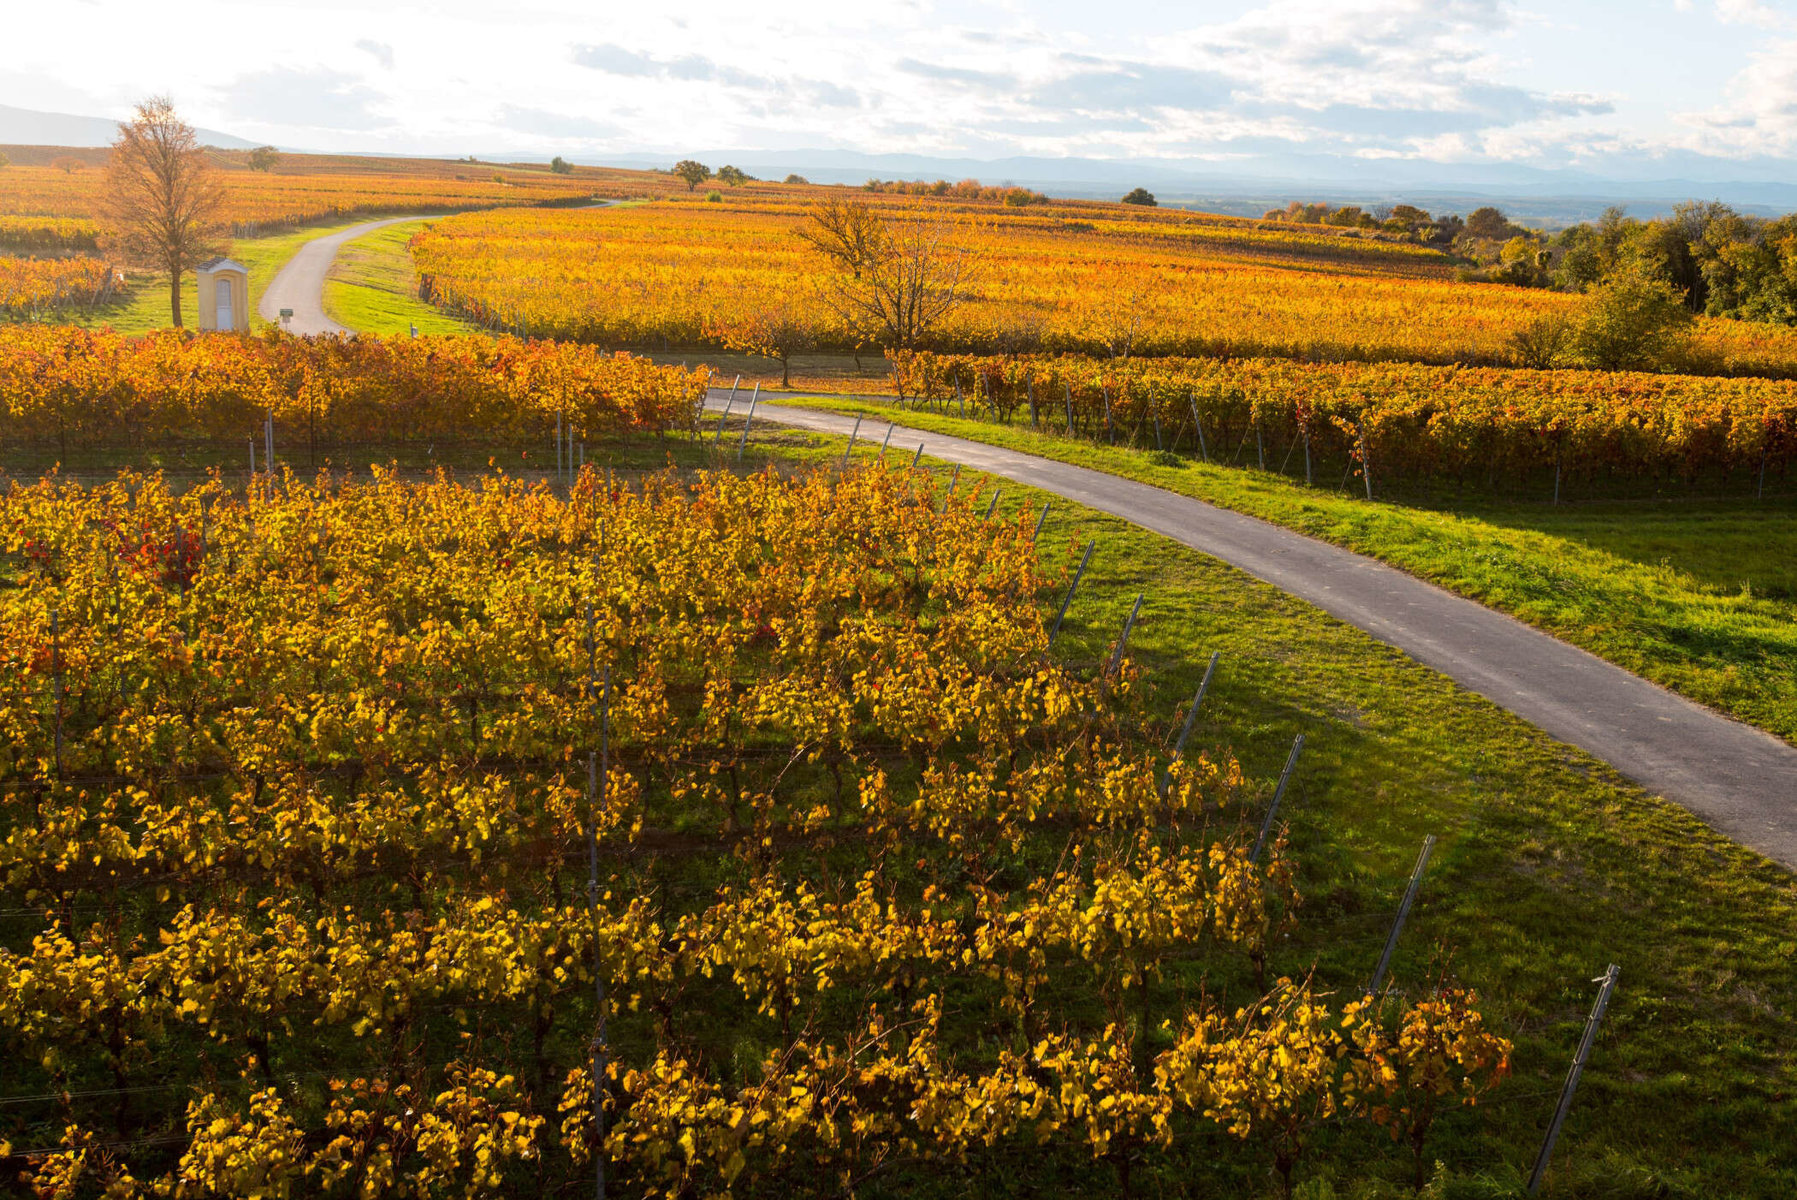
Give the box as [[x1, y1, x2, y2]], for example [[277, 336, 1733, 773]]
[[1569, 273, 1694, 371]]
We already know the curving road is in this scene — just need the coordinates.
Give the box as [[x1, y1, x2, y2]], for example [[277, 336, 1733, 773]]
[[258, 214, 446, 336], [713, 396, 1797, 871], [255, 212, 1797, 870]]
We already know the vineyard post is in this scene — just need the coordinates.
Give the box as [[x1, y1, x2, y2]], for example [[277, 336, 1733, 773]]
[[1048, 540, 1096, 647], [1031, 502, 1052, 543], [50, 608, 63, 778], [1063, 382, 1075, 438], [713, 389, 736, 445], [583, 608, 610, 1200], [1027, 380, 1038, 430], [1250, 733, 1305, 863], [557, 411, 565, 488], [248, 436, 256, 481], [1160, 651, 1220, 795], [879, 423, 894, 461], [1303, 428, 1313, 487], [1527, 964, 1621, 1195], [735, 385, 760, 462], [909, 443, 924, 471], [1554, 447, 1562, 506], [1152, 407, 1164, 452], [839, 416, 863, 472], [1357, 415, 1373, 501], [1106, 594, 1145, 678], [265, 412, 274, 476], [1191, 393, 1208, 462], [1255, 416, 1266, 471], [939, 464, 961, 513], [1102, 380, 1113, 443], [1367, 834, 1436, 995], [954, 377, 965, 418], [1758, 444, 1768, 501], [984, 489, 1002, 519]]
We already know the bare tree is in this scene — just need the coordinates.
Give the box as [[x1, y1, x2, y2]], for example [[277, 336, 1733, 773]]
[[102, 97, 223, 327], [795, 195, 887, 278], [802, 199, 979, 352]]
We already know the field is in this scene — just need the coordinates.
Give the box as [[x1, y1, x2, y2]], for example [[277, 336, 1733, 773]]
[[0, 150, 669, 245], [776, 391, 1797, 746], [0, 149, 674, 327], [406, 189, 1797, 375], [2, 383, 1795, 1195], [2, 118, 1795, 1197]]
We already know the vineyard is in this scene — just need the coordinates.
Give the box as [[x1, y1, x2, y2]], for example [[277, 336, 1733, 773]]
[[0, 464, 1520, 1196], [889, 350, 1797, 497], [0, 154, 667, 252], [0, 257, 117, 321], [405, 193, 1797, 376], [0, 327, 707, 456]]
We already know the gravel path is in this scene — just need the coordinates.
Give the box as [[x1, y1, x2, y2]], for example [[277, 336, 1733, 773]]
[[257, 215, 444, 336], [719, 395, 1797, 870]]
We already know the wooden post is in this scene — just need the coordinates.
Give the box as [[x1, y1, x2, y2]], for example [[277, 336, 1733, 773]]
[[1251, 734, 1305, 863]]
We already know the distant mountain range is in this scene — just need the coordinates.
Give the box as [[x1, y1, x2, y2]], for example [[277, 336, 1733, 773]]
[[0, 103, 257, 150], [4, 102, 1791, 226]]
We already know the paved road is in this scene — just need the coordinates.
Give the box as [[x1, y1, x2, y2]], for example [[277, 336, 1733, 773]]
[[715, 395, 1797, 870], [258, 215, 445, 336]]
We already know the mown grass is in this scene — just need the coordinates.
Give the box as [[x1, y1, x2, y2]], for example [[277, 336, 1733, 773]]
[[12, 418, 1795, 1195], [721, 420, 1797, 1197], [322, 218, 479, 336], [61, 219, 384, 334], [772, 395, 1797, 746]]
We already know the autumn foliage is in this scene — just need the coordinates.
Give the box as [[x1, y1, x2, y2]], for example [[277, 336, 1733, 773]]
[[0, 464, 1508, 1195]]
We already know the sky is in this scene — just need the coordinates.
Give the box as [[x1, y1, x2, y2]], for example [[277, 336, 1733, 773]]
[[4, 0, 1796, 170]]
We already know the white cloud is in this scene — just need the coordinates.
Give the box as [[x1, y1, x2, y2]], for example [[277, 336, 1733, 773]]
[[0, 0, 1784, 171]]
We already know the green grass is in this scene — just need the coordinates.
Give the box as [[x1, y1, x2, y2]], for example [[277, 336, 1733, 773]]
[[61, 220, 384, 334], [13, 416, 1797, 1194], [322, 218, 479, 336], [773, 395, 1797, 745], [722, 421, 1797, 1197]]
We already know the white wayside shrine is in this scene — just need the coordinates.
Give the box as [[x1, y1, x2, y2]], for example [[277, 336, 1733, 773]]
[[195, 257, 250, 332]]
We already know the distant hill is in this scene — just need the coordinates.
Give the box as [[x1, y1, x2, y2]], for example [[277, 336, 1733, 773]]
[[0, 103, 256, 150]]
